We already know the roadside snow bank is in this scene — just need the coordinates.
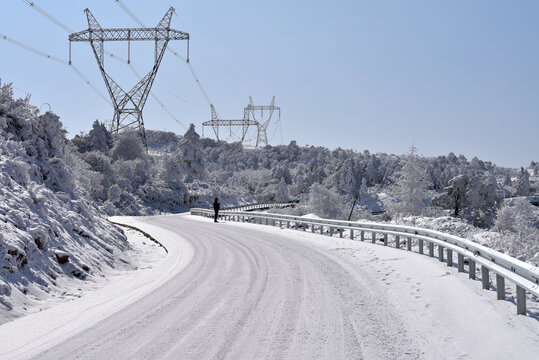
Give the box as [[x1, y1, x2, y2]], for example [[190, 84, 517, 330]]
[[0, 216, 188, 360], [0, 81, 128, 323]]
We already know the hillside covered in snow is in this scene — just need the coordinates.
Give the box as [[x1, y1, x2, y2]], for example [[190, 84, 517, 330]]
[[0, 81, 129, 323]]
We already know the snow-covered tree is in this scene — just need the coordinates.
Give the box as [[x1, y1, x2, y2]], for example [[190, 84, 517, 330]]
[[432, 174, 469, 217], [177, 124, 206, 182], [88, 120, 113, 153], [389, 145, 428, 216], [494, 198, 539, 260], [515, 167, 530, 196], [274, 177, 289, 203], [111, 131, 146, 161], [306, 183, 345, 219]]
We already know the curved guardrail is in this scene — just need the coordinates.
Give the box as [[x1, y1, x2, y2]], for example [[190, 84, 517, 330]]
[[222, 202, 296, 212], [191, 207, 539, 316]]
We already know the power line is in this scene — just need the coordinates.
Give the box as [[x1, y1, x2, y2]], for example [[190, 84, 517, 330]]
[[113, 0, 214, 106], [1, 32, 67, 64], [0, 31, 111, 105], [21, 0, 129, 65], [129, 64, 187, 130], [69, 64, 112, 105], [174, 11, 244, 106], [21, 0, 74, 33], [21, 0, 185, 130]]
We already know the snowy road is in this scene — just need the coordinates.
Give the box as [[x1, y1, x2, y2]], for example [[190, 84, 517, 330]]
[[2, 214, 539, 359]]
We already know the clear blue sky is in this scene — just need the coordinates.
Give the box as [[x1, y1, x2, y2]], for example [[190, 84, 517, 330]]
[[1, 0, 538, 168]]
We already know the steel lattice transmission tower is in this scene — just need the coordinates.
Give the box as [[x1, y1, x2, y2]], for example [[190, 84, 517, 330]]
[[202, 104, 258, 142], [247, 96, 280, 147], [69, 7, 189, 148], [202, 97, 280, 147]]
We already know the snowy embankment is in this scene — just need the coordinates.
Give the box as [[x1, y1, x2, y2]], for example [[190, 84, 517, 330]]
[[0, 215, 190, 359], [0, 82, 132, 323], [1, 214, 537, 359]]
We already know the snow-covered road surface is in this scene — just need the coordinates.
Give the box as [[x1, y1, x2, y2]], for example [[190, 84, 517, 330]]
[[2, 214, 539, 359]]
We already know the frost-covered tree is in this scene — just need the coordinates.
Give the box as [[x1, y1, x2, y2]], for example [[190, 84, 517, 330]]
[[432, 174, 469, 217], [177, 124, 206, 182], [88, 120, 113, 153], [515, 167, 530, 196], [306, 183, 345, 219], [503, 173, 512, 186], [111, 131, 146, 161], [275, 177, 289, 203], [389, 145, 428, 216], [494, 198, 539, 261]]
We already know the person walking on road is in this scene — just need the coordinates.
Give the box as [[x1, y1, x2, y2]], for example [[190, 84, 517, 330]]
[[213, 198, 220, 223]]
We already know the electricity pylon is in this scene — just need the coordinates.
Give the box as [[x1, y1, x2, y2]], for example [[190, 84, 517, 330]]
[[203, 97, 280, 147], [247, 96, 280, 147], [202, 104, 258, 141], [69, 7, 189, 148]]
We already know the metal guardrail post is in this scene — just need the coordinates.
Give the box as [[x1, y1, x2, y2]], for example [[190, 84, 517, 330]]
[[383, 234, 388, 246], [469, 259, 476, 279], [428, 242, 434, 257], [329, 227, 334, 237], [350, 229, 354, 239], [407, 237, 412, 251], [339, 228, 343, 238], [395, 235, 400, 248], [496, 274, 505, 300], [447, 249, 453, 267], [361, 231, 364, 241], [516, 286, 526, 315], [482, 266, 490, 290], [438, 246, 444, 262], [458, 253, 464, 272], [371, 232, 376, 244], [418, 239, 424, 254], [320, 225, 324, 234]]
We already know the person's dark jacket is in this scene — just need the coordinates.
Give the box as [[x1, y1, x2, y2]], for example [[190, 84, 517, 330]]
[[213, 200, 220, 211]]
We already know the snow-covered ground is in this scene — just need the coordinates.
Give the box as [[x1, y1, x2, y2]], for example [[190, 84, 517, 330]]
[[1, 214, 537, 359], [0, 226, 166, 325]]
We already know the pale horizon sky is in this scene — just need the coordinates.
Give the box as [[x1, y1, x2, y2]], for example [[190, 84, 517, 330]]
[[1, 0, 538, 168]]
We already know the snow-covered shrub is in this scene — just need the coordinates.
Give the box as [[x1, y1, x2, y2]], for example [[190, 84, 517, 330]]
[[111, 131, 146, 161]]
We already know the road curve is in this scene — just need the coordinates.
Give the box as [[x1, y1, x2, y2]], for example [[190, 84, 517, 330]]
[[31, 214, 539, 359]]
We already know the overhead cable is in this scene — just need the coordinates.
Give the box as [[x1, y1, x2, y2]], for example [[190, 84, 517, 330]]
[[1, 31, 111, 105], [21, 0, 128, 64], [113, 0, 214, 105]]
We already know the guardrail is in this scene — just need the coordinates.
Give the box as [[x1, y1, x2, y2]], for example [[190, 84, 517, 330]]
[[191, 207, 539, 316], [222, 202, 296, 212]]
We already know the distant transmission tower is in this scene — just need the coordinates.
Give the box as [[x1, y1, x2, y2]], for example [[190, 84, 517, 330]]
[[202, 104, 258, 141], [202, 97, 280, 147], [69, 7, 189, 148], [247, 96, 280, 147]]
